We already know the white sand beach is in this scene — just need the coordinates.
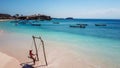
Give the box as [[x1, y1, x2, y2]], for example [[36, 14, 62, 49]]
[[0, 28, 120, 68], [0, 31, 96, 68], [0, 31, 20, 68], [0, 52, 20, 68], [0, 19, 14, 22]]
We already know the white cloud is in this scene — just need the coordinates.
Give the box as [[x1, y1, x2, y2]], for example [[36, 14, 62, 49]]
[[76, 8, 120, 19], [50, 8, 120, 19]]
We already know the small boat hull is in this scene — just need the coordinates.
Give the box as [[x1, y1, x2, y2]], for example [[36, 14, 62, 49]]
[[95, 24, 107, 26], [69, 25, 86, 28], [31, 24, 41, 26]]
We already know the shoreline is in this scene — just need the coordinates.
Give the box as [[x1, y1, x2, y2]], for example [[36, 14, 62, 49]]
[[0, 19, 15, 22]]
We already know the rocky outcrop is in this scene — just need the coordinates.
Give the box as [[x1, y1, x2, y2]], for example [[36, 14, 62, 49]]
[[0, 14, 12, 19], [17, 15, 52, 20], [0, 13, 52, 20]]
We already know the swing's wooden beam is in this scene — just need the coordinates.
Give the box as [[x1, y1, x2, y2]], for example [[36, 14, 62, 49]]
[[32, 36, 40, 39]]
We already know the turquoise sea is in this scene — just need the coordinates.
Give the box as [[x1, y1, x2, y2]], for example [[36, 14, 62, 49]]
[[0, 19, 120, 68]]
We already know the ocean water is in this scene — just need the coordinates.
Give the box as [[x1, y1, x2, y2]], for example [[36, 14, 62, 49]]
[[0, 19, 120, 68]]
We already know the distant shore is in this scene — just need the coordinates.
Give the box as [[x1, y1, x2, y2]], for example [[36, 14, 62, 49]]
[[0, 19, 15, 22]]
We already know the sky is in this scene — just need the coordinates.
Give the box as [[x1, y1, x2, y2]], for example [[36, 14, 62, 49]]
[[0, 0, 120, 19]]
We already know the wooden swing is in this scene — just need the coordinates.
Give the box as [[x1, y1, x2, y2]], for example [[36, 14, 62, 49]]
[[21, 36, 48, 68], [31, 36, 48, 66]]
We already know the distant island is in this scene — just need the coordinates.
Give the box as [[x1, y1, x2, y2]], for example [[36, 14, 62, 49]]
[[66, 17, 73, 19], [0, 14, 12, 19], [0, 13, 52, 20]]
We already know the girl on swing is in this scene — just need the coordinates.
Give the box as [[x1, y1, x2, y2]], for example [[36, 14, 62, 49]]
[[29, 50, 36, 65]]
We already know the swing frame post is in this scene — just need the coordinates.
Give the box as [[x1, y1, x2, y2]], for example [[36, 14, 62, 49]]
[[32, 36, 39, 61], [39, 36, 48, 66], [32, 36, 48, 66]]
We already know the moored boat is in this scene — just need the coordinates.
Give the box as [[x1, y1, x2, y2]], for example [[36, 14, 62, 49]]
[[53, 22, 60, 24], [76, 24, 88, 26], [31, 23, 41, 26], [95, 24, 107, 26], [69, 25, 86, 28]]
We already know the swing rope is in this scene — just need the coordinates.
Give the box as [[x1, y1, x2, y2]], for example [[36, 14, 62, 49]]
[[30, 40, 34, 50], [37, 39, 41, 51]]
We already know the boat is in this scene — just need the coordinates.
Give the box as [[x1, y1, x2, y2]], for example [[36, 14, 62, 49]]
[[76, 24, 88, 26], [95, 24, 107, 26], [69, 25, 86, 28], [66, 17, 73, 19], [53, 22, 60, 24], [31, 23, 41, 26]]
